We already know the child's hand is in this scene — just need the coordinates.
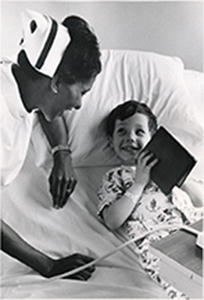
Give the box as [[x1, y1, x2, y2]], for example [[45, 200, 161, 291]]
[[135, 150, 158, 187]]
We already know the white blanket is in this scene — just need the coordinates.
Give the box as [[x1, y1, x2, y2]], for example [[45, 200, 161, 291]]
[[2, 144, 167, 298]]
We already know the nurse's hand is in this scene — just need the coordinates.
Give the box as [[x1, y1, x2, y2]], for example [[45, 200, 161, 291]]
[[49, 150, 77, 208], [44, 253, 96, 280]]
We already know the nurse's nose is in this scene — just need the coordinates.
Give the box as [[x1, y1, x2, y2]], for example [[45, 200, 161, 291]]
[[74, 96, 82, 110], [75, 105, 81, 110]]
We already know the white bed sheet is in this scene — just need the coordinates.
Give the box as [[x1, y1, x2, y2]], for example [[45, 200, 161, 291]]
[[1, 144, 167, 298]]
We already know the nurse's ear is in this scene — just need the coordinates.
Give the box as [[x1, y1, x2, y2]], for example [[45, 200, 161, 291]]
[[51, 74, 59, 94], [17, 50, 40, 80]]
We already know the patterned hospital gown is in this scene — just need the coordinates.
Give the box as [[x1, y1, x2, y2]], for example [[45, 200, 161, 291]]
[[97, 165, 203, 299]]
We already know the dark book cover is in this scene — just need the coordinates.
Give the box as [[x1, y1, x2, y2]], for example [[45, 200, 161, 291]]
[[143, 126, 197, 195]]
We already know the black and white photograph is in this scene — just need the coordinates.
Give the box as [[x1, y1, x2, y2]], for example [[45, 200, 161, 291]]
[[0, 1, 203, 299]]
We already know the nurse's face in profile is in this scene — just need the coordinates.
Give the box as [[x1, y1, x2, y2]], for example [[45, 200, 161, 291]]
[[41, 75, 96, 121]]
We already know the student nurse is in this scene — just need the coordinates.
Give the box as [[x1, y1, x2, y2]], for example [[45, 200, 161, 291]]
[[0, 9, 101, 279]]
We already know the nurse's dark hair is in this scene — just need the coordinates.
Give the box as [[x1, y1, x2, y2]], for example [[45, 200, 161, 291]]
[[106, 100, 157, 137], [18, 15, 101, 82], [56, 15, 101, 83]]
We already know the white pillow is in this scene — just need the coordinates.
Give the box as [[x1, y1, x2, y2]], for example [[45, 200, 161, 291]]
[[32, 50, 204, 178], [183, 70, 204, 116]]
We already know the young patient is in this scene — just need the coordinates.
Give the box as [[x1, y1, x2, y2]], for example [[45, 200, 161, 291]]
[[97, 100, 202, 299]]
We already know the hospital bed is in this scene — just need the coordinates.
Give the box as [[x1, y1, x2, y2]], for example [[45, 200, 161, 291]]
[[1, 50, 204, 298]]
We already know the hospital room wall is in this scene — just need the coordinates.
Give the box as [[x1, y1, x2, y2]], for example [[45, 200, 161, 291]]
[[1, 1, 203, 71]]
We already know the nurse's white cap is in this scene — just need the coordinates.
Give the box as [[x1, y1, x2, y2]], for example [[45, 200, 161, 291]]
[[20, 9, 71, 77]]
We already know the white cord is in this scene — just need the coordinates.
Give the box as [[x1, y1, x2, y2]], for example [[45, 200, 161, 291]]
[[48, 223, 200, 281]]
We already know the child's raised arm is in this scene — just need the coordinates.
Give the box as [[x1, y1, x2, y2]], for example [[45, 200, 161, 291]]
[[101, 183, 144, 230], [98, 151, 158, 230]]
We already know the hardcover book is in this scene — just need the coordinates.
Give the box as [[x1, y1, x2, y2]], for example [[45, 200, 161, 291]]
[[143, 126, 197, 195]]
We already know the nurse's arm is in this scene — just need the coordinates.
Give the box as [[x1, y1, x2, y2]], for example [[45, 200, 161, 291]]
[[1, 219, 52, 276], [37, 112, 77, 208], [1, 220, 95, 279]]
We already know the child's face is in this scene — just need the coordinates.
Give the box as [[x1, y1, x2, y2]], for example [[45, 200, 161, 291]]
[[110, 112, 152, 165]]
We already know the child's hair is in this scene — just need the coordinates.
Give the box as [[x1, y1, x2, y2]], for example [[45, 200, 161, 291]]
[[106, 100, 157, 137]]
